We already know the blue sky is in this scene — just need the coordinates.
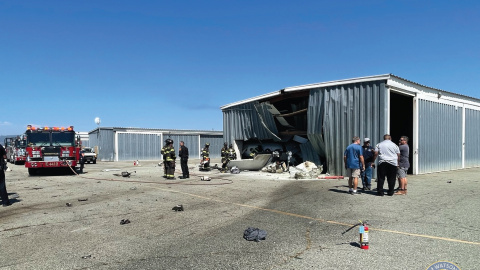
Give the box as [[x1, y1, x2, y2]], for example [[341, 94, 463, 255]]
[[1, 0, 479, 135]]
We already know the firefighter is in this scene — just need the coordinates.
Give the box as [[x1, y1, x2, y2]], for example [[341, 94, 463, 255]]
[[228, 144, 237, 160], [164, 139, 176, 179], [221, 142, 228, 172], [161, 143, 167, 178], [200, 143, 210, 170]]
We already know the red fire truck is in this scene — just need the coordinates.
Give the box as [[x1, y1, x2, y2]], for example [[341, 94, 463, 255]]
[[6, 136, 27, 164], [24, 125, 81, 175]]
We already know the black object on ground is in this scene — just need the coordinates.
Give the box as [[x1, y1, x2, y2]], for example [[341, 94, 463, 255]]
[[243, 227, 267, 242], [66, 203, 72, 207], [78, 198, 88, 201], [120, 219, 131, 225], [172, 205, 184, 211]]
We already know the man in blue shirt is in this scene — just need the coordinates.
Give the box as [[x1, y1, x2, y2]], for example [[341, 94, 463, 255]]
[[344, 136, 365, 194]]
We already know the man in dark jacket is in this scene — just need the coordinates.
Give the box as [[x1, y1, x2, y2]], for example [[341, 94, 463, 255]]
[[78, 149, 85, 174], [361, 138, 375, 190], [179, 141, 189, 179], [0, 144, 11, 207]]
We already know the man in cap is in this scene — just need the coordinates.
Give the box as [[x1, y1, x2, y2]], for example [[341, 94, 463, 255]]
[[361, 138, 375, 190], [395, 136, 410, 195]]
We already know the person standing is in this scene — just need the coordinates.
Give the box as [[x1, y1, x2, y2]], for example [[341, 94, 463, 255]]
[[373, 134, 400, 196], [78, 149, 85, 174], [221, 142, 228, 172], [200, 143, 210, 170], [164, 139, 176, 179], [343, 136, 365, 195], [361, 138, 375, 191], [395, 136, 410, 195], [179, 141, 189, 179], [161, 143, 167, 178], [0, 143, 11, 207]]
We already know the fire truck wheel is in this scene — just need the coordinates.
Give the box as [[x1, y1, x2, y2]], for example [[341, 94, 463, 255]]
[[28, 168, 37, 176], [93, 160, 96, 164]]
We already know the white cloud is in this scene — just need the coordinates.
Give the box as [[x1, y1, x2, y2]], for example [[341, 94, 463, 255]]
[[0, 121, 12, 126]]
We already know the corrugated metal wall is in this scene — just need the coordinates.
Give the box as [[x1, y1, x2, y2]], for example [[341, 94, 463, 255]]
[[89, 129, 222, 161], [88, 129, 115, 161], [308, 81, 387, 176], [223, 102, 278, 143], [418, 100, 463, 173], [200, 135, 224, 159], [167, 135, 200, 160], [117, 133, 162, 161], [465, 108, 480, 168]]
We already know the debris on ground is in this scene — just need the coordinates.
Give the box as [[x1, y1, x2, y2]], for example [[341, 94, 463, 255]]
[[172, 205, 184, 211], [230, 166, 240, 174], [290, 161, 322, 179], [120, 219, 131, 225], [261, 163, 285, 173], [81, 255, 92, 259], [66, 203, 72, 207], [102, 169, 120, 172], [130, 187, 137, 190], [78, 198, 88, 201], [200, 176, 211, 181], [243, 227, 267, 242], [113, 171, 136, 177], [447, 181, 452, 183]]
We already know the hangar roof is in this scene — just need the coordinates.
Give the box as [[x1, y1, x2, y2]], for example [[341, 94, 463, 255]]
[[220, 74, 480, 110]]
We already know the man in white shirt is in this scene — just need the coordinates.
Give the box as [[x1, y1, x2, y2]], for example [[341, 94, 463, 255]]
[[373, 134, 400, 196]]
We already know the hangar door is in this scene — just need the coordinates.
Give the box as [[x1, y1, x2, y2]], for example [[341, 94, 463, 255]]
[[117, 133, 163, 161]]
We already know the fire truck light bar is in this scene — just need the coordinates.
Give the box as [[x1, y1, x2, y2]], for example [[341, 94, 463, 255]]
[[27, 125, 74, 132]]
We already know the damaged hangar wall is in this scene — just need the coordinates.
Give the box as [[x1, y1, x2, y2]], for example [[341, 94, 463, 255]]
[[222, 81, 388, 176], [222, 102, 279, 142], [308, 81, 387, 176]]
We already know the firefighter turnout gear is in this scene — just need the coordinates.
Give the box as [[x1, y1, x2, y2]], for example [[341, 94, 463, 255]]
[[221, 144, 237, 172], [199, 143, 210, 171], [221, 143, 228, 171], [164, 139, 176, 179], [161, 144, 167, 178]]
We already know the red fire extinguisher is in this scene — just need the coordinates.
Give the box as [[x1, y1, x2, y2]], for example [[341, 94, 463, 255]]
[[359, 222, 369, 250]]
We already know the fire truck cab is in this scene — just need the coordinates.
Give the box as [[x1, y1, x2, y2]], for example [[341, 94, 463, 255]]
[[25, 125, 81, 176], [4, 137, 14, 163], [6, 136, 27, 165]]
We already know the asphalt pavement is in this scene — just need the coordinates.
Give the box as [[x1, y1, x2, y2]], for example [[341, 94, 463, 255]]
[[1, 160, 478, 270]]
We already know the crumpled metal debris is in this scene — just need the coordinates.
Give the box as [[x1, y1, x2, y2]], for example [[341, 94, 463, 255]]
[[66, 203, 72, 207], [81, 255, 92, 259], [78, 198, 88, 201]]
